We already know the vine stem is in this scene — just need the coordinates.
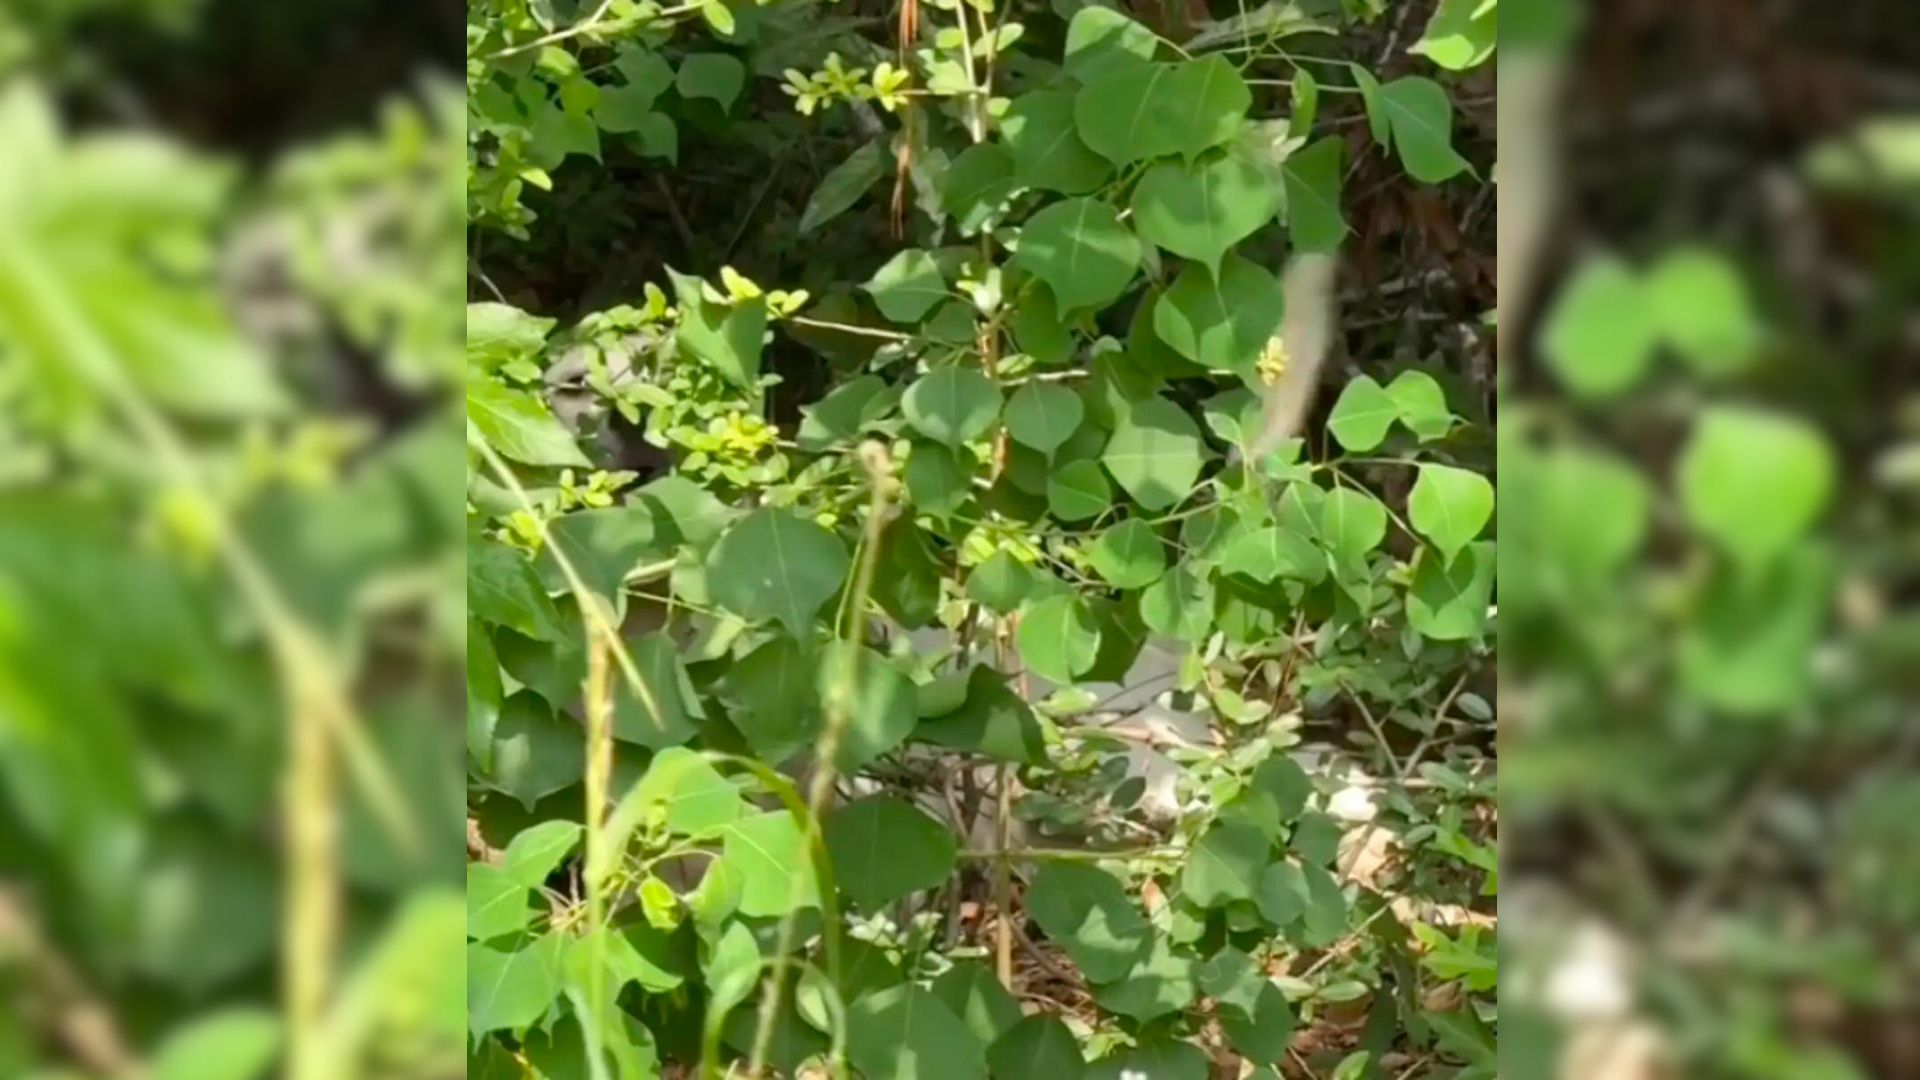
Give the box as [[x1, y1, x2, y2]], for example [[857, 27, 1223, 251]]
[[955, 847, 1182, 863], [786, 314, 915, 341], [743, 441, 897, 1079], [482, 0, 619, 60], [581, 630, 615, 1080]]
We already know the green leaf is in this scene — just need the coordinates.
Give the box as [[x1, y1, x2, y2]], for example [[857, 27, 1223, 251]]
[[945, 143, 1021, 235], [1016, 594, 1102, 684], [875, 516, 944, 628], [615, 46, 675, 100], [1091, 937, 1197, 1022], [1015, 197, 1141, 314], [916, 666, 1049, 766], [967, 549, 1035, 614], [467, 302, 555, 371], [1406, 541, 1494, 641], [468, 624, 502, 769], [1255, 860, 1309, 926], [801, 139, 887, 233], [987, 1016, 1084, 1080], [1647, 245, 1761, 376], [1197, 946, 1266, 1014], [151, 1009, 279, 1080], [847, 985, 988, 1080], [1253, 756, 1312, 821], [1101, 396, 1205, 512], [1680, 546, 1830, 714], [1140, 563, 1214, 642], [699, 0, 735, 35], [823, 644, 920, 772], [1298, 863, 1348, 946], [796, 373, 898, 450], [906, 441, 976, 518], [1152, 254, 1285, 381], [536, 504, 661, 600], [1539, 255, 1655, 398], [676, 52, 745, 109], [623, 746, 744, 836], [1048, 459, 1113, 521], [668, 268, 766, 389], [468, 932, 567, 1034], [1220, 980, 1295, 1064], [1282, 135, 1348, 252], [1410, 0, 1498, 71], [1386, 369, 1453, 440], [1320, 487, 1388, 571], [614, 633, 704, 748], [1677, 407, 1834, 572], [1220, 524, 1325, 585], [1090, 1036, 1208, 1080], [631, 116, 680, 164], [865, 249, 951, 323], [469, 540, 568, 643], [1378, 76, 1471, 183], [704, 920, 760, 1011], [720, 809, 819, 916], [930, 962, 1024, 1045], [633, 474, 734, 547], [1408, 463, 1494, 565], [1062, 5, 1158, 82], [1010, 284, 1076, 366], [903, 365, 1002, 447], [1518, 445, 1650, 602], [1002, 90, 1111, 195], [725, 634, 821, 762], [1289, 67, 1321, 139], [592, 85, 661, 134], [1003, 381, 1085, 458], [467, 377, 589, 467], [1325, 374, 1397, 452], [1081, 596, 1148, 684], [826, 794, 959, 910], [1089, 519, 1167, 588], [1349, 63, 1392, 149], [1074, 58, 1250, 166], [705, 508, 850, 633], [1427, 1007, 1498, 1067], [1130, 152, 1278, 275], [1027, 862, 1151, 982], [467, 864, 532, 942], [489, 693, 585, 809], [503, 819, 584, 886], [1293, 815, 1341, 865], [1183, 821, 1270, 907]]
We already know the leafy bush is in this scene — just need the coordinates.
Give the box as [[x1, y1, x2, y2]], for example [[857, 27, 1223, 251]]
[[466, 0, 1496, 1077]]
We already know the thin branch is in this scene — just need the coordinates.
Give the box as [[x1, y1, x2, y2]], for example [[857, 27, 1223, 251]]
[[483, 0, 621, 60]]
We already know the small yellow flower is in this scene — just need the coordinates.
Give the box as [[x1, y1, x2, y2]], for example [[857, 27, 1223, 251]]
[[1256, 335, 1289, 386]]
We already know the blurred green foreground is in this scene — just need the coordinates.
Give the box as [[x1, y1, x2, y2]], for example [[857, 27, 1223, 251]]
[[0, 3, 466, 1078]]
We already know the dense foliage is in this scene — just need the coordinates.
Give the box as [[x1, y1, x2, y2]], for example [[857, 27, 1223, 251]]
[[465, 0, 1496, 1077], [0, 6, 466, 1079]]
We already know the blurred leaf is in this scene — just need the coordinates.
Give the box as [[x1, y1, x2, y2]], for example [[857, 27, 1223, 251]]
[[799, 139, 887, 234], [1677, 407, 1834, 573], [151, 1009, 280, 1080]]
